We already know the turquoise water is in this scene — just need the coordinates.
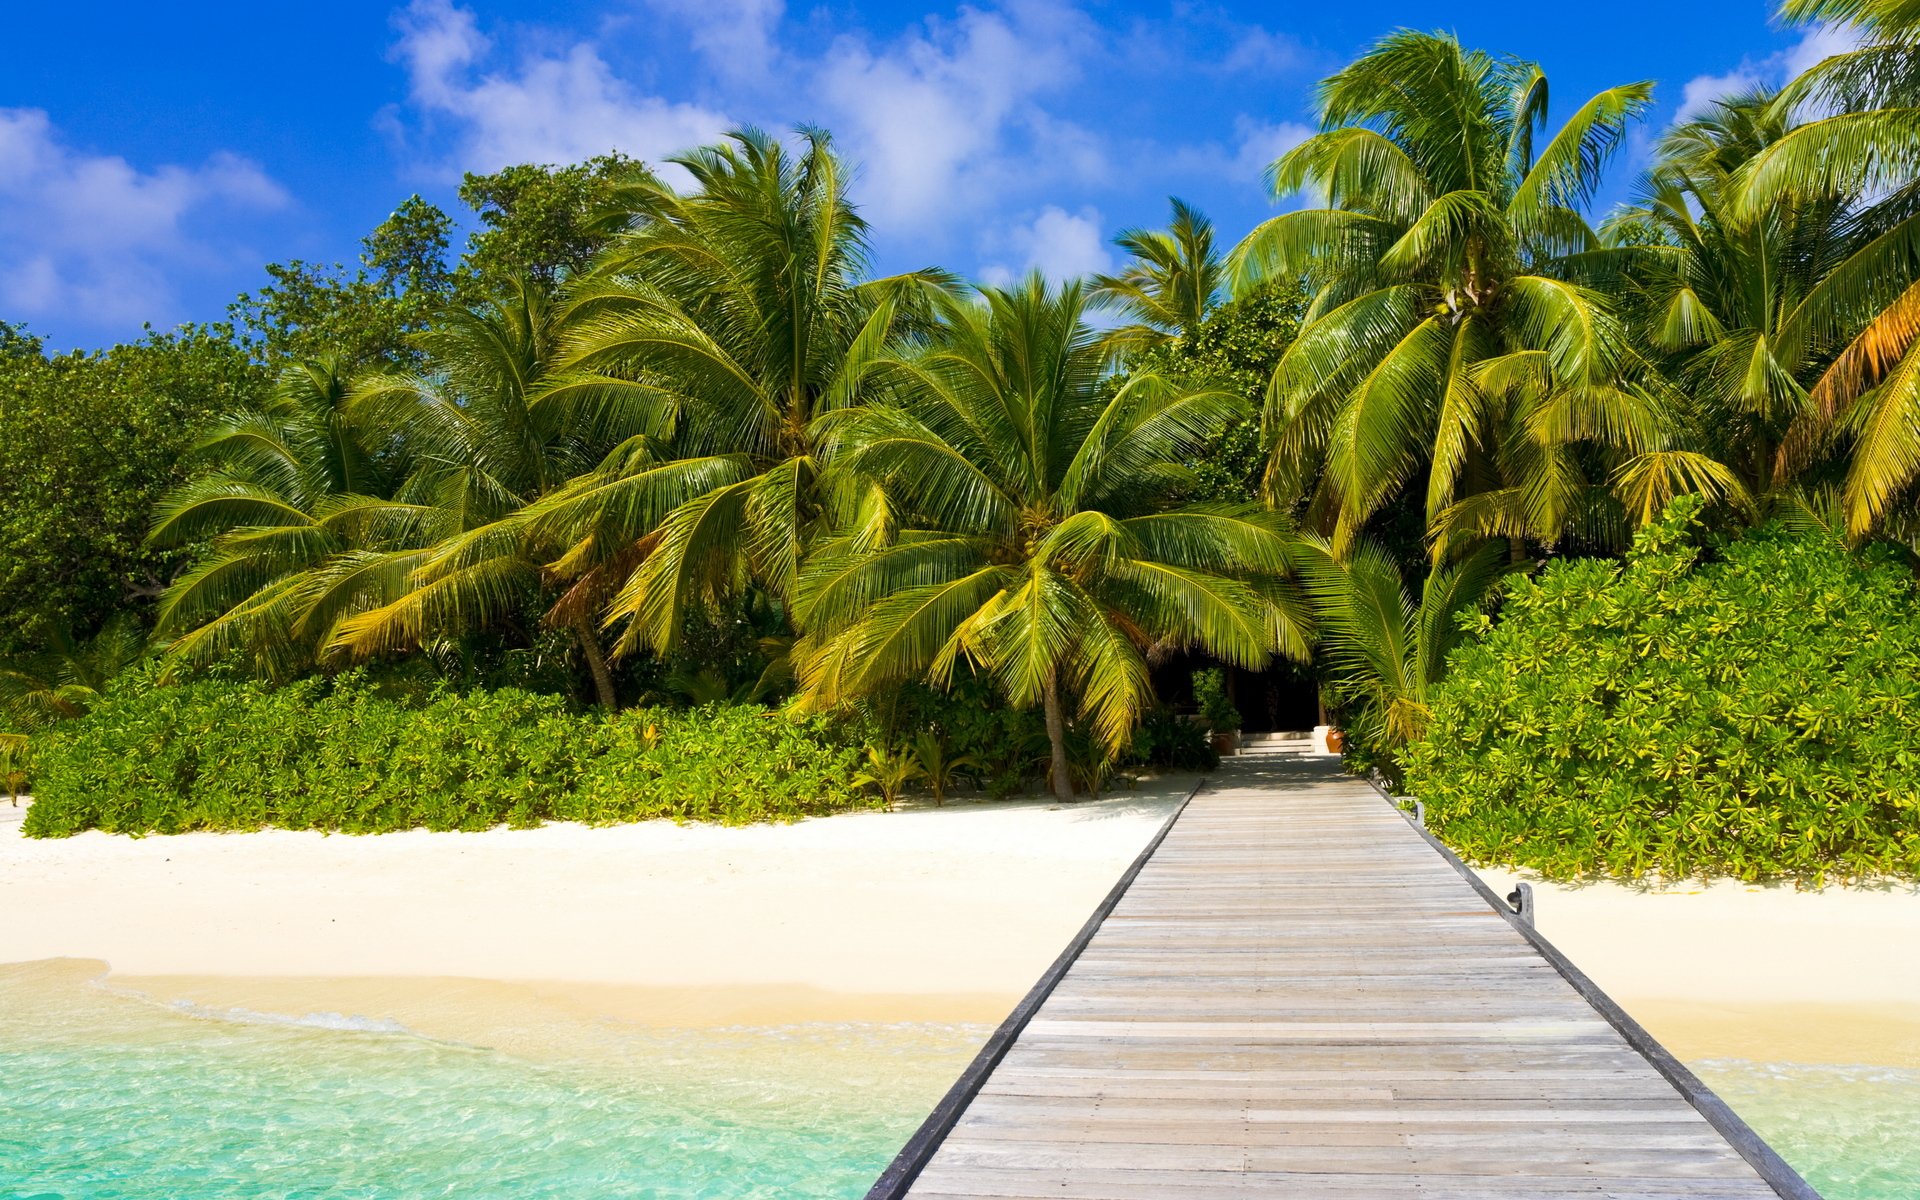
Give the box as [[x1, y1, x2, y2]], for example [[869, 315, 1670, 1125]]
[[1697, 1060, 1920, 1200], [0, 966, 979, 1199], [1, 970, 1913, 1199]]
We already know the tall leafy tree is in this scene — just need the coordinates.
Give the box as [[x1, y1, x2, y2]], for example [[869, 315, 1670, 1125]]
[[232, 197, 454, 369], [1231, 31, 1665, 556], [455, 155, 637, 299], [525, 128, 952, 657], [0, 328, 265, 653], [792, 277, 1312, 800], [1091, 198, 1226, 355]]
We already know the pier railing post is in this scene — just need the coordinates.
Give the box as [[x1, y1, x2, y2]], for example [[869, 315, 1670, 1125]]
[[1506, 881, 1535, 925]]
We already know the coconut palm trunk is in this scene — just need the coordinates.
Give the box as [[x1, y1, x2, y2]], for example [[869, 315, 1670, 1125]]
[[1043, 667, 1073, 800], [569, 611, 619, 711]]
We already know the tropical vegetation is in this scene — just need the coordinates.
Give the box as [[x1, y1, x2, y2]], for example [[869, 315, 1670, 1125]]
[[790, 276, 1308, 799], [1405, 498, 1920, 883], [22, 673, 877, 836], [7, 8, 1920, 878]]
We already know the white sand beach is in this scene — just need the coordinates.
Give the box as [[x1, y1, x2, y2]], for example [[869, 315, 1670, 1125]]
[[0, 783, 1190, 1029], [3, 787, 1917, 1068], [1474, 865, 1920, 1067]]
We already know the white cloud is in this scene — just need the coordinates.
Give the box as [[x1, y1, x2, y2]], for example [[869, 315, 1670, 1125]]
[[1219, 27, 1306, 75], [644, 0, 786, 81], [980, 205, 1112, 286], [0, 107, 286, 326], [1233, 117, 1314, 187], [1674, 22, 1868, 124], [817, 0, 1104, 230], [1783, 21, 1866, 79], [1675, 69, 1765, 123], [390, 0, 730, 173]]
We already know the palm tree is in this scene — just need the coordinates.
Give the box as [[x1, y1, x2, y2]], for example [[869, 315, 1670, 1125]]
[[1732, 1, 1920, 537], [1748, 0, 1920, 208], [1296, 540, 1507, 755], [526, 129, 954, 659], [322, 278, 635, 708], [149, 357, 420, 678], [154, 284, 639, 706], [0, 615, 144, 732], [1231, 31, 1665, 557], [792, 276, 1313, 800], [1599, 89, 1920, 527], [1091, 198, 1225, 356]]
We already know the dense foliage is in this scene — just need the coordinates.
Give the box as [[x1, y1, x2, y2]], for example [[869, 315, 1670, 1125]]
[[1235, 32, 1670, 554], [792, 277, 1310, 798], [1405, 499, 1920, 882], [0, 330, 266, 653], [23, 675, 875, 836], [8, 9, 1920, 871], [230, 159, 635, 368]]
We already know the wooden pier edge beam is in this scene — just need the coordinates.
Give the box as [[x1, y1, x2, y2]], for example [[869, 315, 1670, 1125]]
[[1363, 775, 1823, 1200], [863, 776, 1209, 1200]]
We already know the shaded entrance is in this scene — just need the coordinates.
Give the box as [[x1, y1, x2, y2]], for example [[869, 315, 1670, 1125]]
[[1148, 651, 1318, 734]]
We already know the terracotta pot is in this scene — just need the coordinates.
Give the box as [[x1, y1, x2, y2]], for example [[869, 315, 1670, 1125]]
[[1210, 731, 1239, 756], [1325, 728, 1346, 754]]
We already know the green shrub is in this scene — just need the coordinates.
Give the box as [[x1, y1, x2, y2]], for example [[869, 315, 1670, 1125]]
[[882, 675, 1050, 798], [1125, 706, 1218, 771], [1193, 668, 1241, 735], [23, 675, 875, 837], [561, 706, 871, 824], [1405, 498, 1920, 883]]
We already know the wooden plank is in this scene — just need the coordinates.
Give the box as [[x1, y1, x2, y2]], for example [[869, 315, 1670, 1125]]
[[869, 760, 1816, 1200]]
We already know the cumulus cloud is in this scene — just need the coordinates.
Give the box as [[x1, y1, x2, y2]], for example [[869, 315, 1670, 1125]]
[[389, 0, 730, 173], [381, 0, 1118, 254], [980, 205, 1112, 286], [0, 107, 286, 327], [817, 1, 1105, 230]]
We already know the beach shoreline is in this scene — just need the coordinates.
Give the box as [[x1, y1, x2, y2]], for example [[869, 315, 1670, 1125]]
[[5, 789, 1918, 1071], [0, 782, 1188, 1002]]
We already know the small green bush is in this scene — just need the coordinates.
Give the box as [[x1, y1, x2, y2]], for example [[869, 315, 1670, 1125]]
[[23, 675, 876, 837], [1125, 706, 1218, 771], [1193, 668, 1241, 735], [883, 675, 1050, 797], [561, 706, 869, 823], [1405, 498, 1920, 883]]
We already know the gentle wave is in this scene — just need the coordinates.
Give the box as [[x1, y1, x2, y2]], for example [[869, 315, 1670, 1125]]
[[90, 976, 430, 1038]]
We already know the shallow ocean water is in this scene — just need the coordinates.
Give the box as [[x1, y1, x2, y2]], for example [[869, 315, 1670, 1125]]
[[1695, 1060, 1920, 1200], [0, 966, 979, 1199], [1, 968, 1914, 1199]]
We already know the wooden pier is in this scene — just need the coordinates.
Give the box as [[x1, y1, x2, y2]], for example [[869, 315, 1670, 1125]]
[[868, 758, 1818, 1200]]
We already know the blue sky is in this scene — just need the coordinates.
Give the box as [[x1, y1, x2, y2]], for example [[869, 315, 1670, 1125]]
[[2, 0, 1850, 350]]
